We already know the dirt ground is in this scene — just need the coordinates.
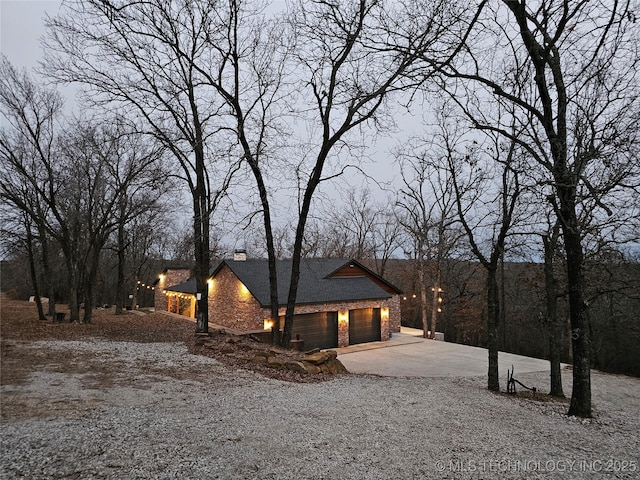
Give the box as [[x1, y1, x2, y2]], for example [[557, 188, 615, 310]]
[[3, 296, 639, 479], [0, 295, 332, 416]]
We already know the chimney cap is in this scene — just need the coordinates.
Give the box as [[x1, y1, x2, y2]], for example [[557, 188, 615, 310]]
[[233, 249, 247, 261]]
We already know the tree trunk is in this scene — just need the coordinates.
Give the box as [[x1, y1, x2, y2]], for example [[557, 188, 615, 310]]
[[543, 228, 564, 397], [83, 281, 93, 323], [283, 203, 311, 348], [266, 222, 280, 347], [193, 192, 210, 334], [429, 269, 441, 339], [562, 215, 591, 417], [67, 264, 80, 323], [499, 253, 506, 350], [242, 154, 280, 346], [283, 144, 333, 347], [82, 246, 102, 324], [555, 155, 590, 416], [486, 267, 500, 391], [418, 257, 429, 338], [37, 226, 56, 317], [115, 214, 126, 315], [25, 220, 46, 321]]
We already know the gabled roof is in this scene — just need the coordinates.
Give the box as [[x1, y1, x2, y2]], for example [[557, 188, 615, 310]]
[[210, 258, 399, 307]]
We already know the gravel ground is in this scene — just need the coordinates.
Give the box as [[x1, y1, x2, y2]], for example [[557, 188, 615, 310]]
[[1, 300, 639, 479], [2, 340, 639, 480]]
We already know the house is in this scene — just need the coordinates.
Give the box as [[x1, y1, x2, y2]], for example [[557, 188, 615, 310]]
[[155, 256, 402, 349]]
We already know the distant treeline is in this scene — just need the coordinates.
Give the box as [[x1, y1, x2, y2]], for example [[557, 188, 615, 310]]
[[382, 258, 640, 378]]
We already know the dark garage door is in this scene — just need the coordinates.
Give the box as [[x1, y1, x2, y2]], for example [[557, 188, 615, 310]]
[[349, 308, 381, 345], [287, 312, 338, 350]]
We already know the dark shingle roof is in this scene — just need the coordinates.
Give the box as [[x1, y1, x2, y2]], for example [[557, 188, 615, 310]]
[[216, 258, 394, 307], [166, 277, 197, 294]]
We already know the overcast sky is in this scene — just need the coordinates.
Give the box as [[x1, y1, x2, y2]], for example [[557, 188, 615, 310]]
[[1, 0, 62, 70], [0, 0, 420, 241]]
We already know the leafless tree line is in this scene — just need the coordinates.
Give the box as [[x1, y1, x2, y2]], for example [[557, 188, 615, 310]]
[[0, 57, 174, 322]]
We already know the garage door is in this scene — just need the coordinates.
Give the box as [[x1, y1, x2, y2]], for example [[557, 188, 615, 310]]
[[349, 308, 381, 345], [287, 312, 338, 350]]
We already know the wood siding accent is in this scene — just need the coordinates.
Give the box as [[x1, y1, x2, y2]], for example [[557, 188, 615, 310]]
[[284, 312, 339, 350], [349, 308, 381, 345], [331, 263, 399, 294]]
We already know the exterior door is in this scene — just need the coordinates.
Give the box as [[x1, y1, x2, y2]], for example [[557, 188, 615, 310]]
[[349, 308, 381, 345], [286, 312, 338, 350]]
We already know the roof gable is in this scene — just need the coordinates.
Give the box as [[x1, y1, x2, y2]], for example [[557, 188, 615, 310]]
[[326, 259, 403, 295]]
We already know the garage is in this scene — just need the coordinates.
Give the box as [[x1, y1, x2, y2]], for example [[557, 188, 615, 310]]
[[287, 312, 339, 350], [349, 308, 381, 345]]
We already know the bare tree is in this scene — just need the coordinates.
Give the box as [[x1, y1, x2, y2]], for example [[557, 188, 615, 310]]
[[425, 0, 639, 417], [541, 214, 565, 397], [0, 210, 49, 320], [45, 0, 240, 332], [440, 111, 529, 392], [102, 120, 170, 315], [278, 0, 479, 346], [304, 187, 401, 269], [395, 135, 464, 339], [1, 62, 167, 323], [180, 0, 291, 345], [0, 56, 64, 318], [48, 119, 164, 322]]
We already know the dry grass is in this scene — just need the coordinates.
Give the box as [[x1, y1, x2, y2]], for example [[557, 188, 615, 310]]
[[0, 295, 196, 344]]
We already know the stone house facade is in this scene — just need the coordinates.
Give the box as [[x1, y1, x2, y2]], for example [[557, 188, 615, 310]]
[[155, 257, 402, 349], [155, 266, 194, 317]]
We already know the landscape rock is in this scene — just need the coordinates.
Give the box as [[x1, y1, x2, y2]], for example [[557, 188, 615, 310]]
[[196, 329, 346, 377], [266, 357, 286, 369], [251, 354, 267, 365], [301, 361, 322, 374], [325, 358, 348, 374], [303, 351, 335, 365], [284, 361, 308, 373]]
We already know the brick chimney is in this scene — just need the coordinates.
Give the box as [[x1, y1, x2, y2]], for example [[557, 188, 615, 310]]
[[233, 249, 247, 261]]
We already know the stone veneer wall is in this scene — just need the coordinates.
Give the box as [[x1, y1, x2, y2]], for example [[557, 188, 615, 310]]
[[388, 295, 401, 334], [207, 265, 264, 331], [154, 268, 192, 314]]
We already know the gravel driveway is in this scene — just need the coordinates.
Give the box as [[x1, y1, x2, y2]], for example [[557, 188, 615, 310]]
[[1, 339, 639, 479]]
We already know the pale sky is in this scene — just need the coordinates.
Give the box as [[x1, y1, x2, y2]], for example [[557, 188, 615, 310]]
[[0, 0, 62, 70], [0, 0, 418, 242]]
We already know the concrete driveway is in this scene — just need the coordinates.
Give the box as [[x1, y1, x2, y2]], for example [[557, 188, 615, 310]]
[[335, 327, 554, 378]]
